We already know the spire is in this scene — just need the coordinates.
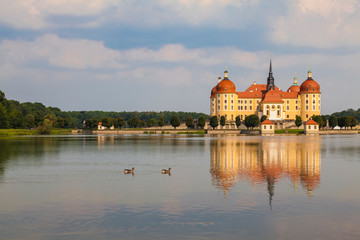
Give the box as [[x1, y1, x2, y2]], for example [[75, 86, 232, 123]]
[[308, 66, 312, 79], [266, 59, 275, 92], [293, 73, 298, 85], [224, 66, 228, 79]]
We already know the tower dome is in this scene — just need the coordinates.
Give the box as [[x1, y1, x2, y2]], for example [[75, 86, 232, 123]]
[[300, 70, 320, 94], [287, 74, 300, 92], [213, 68, 237, 94]]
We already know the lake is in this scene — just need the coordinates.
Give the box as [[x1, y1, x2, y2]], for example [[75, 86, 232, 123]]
[[1, 134, 360, 240]]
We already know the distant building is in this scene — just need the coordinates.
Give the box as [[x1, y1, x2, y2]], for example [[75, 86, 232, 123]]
[[304, 119, 319, 134], [98, 122, 107, 130], [261, 119, 275, 134], [210, 61, 321, 126]]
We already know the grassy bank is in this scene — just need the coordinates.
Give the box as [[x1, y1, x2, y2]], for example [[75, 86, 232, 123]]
[[0, 129, 72, 136], [275, 129, 304, 134]]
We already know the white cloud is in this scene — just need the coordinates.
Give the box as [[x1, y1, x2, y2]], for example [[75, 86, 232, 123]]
[[271, 0, 360, 47]]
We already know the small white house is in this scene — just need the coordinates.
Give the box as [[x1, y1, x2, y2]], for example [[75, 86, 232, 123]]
[[98, 122, 107, 130], [304, 119, 319, 134], [261, 119, 275, 134]]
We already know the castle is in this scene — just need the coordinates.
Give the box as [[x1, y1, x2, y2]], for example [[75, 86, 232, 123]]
[[210, 60, 321, 125]]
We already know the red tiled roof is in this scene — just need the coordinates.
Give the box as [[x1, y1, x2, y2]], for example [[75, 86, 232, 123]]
[[261, 89, 284, 103], [261, 119, 274, 125], [305, 119, 319, 125], [300, 78, 320, 94]]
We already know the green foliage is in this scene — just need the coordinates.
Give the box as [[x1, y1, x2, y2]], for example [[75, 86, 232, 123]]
[[0, 102, 9, 129], [244, 114, 260, 129], [36, 119, 53, 135], [24, 114, 36, 129], [115, 117, 125, 129], [235, 116, 241, 128], [0, 90, 5, 102], [312, 115, 324, 128], [260, 115, 267, 123], [128, 116, 140, 128], [85, 119, 100, 129], [147, 118, 157, 127], [170, 115, 180, 129], [220, 116, 226, 127], [328, 115, 338, 129], [332, 108, 360, 122], [210, 116, 218, 129], [295, 115, 302, 127], [101, 117, 114, 128], [158, 117, 165, 128], [198, 116, 205, 129], [275, 129, 304, 134], [337, 116, 357, 129], [185, 116, 194, 129]]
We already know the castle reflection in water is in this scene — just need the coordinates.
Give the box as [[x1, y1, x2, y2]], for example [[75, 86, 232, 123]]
[[210, 136, 321, 202]]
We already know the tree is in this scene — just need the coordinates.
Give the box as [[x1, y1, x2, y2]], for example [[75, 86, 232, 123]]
[[338, 116, 346, 129], [185, 116, 194, 129], [158, 117, 165, 129], [36, 119, 53, 134], [115, 117, 125, 129], [0, 102, 9, 129], [312, 115, 324, 129], [102, 117, 114, 128], [348, 116, 358, 129], [244, 114, 260, 129], [0, 90, 5, 103], [321, 115, 328, 128], [235, 116, 241, 128], [210, 116, 218, 129], [295, 115, 302, 127], [128, 116, 140, 128], [147, 118, 157, 128], [8, 109, 24, 128], [260, 115, 267, 123], [328, 115, 338, 129], [170, 115, 180, 129], [24, 114, 36, 129], [220, 116, 226, 127], [198, 116, 205, 129], [56, 117, 70, 128]]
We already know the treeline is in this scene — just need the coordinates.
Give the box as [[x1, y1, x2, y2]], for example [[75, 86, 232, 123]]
[[331, 108, 360, 122], [0, 89, 208, 129]]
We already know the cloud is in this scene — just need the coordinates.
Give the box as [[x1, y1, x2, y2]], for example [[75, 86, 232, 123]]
[[270, 0, 360, 47], [0, 0, 259, 29]]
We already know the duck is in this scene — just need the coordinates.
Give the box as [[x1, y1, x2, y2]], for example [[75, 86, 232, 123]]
[[161, 168, 171, 174], [124, 167, 135, 174]]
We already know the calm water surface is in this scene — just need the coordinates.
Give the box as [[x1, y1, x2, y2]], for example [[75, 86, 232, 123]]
[[1, 134, 360, 240]]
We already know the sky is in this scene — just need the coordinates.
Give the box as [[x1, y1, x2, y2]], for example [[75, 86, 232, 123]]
[[0, 0, 359, 114]]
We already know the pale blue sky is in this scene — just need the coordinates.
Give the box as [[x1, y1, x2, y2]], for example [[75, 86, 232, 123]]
[[0, 0, 359, 114]]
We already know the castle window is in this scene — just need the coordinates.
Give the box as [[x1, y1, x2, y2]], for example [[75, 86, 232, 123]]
[[306, 106, 309, 110], [272, 105, 275, 110], [225, 115, 227, 120], [277, 110, 280, 116], [231, 100, 233, 103], [231, 95, 234, 98], [257, 100, 260, 104], [241, 106, 243, 110], [218, 106, 220, 110], [266, 110, 269, 116], [295, 106, 298, 110], [287, 106, 289, 111], [270, 126, 272, 129], [287, 115, 289, 118], [313, 100, 315, 104], [306, 100, 308, 104], [238, 106, 240, 110], [231, 115, 233, 120], [313, 106, 315, 110], [306, 95, 308, 98], [250, 106, 252, 110], [217, 95, 220, 98], [245, 106, 247, 110], [212, 98, 214, 102], [306, 114, 309, 118], [241, 100, 243, 104], [241, 115, 243, 120], [238, 100, 240, 104], [231, 106, 234, 110], [296, 100, 298, 104], [245, 100, 247, 104], [314, 126, 317, 129], [225, 100, 227, 103], [225, 106, 227, 110], [250, 100, 252, 104], [218, 100, 220, 104], [264, 126, 266, 129]]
